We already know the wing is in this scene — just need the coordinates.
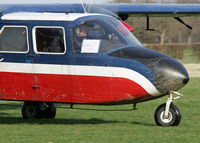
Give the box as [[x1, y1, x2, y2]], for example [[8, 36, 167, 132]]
[[1, 3, 200, 17], [95, 3, 200, 30], [0, 4, 84, 14], [99, 4, 200, 17]]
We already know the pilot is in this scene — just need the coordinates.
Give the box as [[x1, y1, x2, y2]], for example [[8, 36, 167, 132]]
[[77, 24, 87, 38], [73, 23, 88, 53]]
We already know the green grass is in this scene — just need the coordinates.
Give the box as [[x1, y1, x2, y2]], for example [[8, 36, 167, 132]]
[[0, 78, 200, 143], [181, 48, 199, 64]]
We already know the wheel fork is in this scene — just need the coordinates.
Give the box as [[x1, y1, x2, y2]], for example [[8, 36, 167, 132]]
[[164, 91, 183, 118]]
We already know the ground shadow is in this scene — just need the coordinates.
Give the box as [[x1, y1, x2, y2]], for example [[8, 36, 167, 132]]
[[0, 116, 122, 125], [0, 116, 156, 126], [65, 107, 134, 111], [131, 121, 156, 127]]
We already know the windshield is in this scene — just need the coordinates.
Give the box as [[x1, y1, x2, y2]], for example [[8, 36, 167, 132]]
[[70, 15, 142, 53]]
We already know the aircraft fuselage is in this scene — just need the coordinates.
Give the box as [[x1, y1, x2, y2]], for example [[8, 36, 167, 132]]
[[0, 12, 189, 106]]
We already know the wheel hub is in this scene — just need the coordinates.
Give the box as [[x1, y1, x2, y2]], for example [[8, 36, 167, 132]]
[[160, 111, 173, 123]]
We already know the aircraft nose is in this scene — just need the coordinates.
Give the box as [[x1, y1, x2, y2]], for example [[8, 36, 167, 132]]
[[150, 56, 189, 94], [109, 47, 189, 94]]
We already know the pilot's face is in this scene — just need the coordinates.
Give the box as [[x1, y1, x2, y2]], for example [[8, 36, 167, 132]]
[[79, 25, 87, 37]]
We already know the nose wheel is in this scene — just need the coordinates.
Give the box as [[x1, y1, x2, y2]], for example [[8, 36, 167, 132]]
[[154, 91, 183, 126], [154, 103, 181, 126]]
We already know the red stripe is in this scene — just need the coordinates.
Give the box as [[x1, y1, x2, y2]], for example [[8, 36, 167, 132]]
[[0, 72, 150, 104]]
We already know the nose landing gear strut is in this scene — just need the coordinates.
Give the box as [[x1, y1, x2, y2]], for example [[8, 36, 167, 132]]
[[154, 91, 183, 126]]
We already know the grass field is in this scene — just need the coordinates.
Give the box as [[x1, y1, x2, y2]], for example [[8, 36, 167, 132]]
[[181, 48, 198, 64], [181, 48, 199, 64], [0, 78, 199, 143]]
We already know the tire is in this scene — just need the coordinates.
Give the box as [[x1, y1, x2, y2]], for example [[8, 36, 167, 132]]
[[22, 102, 41, 119], [44, 103, 56, 119], [154, 103, 181, 126]]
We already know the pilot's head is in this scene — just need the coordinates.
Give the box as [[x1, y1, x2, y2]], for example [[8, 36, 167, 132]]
[[76, 24, 87, 38]]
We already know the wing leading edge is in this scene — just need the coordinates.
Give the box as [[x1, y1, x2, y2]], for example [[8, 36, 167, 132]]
[[99, 4, 200, 17], [1, 3, 200, 17]]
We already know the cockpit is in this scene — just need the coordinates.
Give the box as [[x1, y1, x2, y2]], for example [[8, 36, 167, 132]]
[[70, 15, 142, 54]]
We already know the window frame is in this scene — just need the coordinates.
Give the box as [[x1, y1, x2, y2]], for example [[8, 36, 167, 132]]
[[0, 25, 29, 53], [32, 26, 66, 55]]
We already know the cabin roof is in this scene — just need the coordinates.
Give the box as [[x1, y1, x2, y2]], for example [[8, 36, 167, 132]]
[[1, 12, 100, 21]]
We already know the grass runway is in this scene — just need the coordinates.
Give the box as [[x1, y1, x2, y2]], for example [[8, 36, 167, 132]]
[[0, 78, 199, 143]]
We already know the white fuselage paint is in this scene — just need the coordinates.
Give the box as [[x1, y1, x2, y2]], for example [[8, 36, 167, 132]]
[[0, 62, 161, 96], [1, 12, 102, 21]]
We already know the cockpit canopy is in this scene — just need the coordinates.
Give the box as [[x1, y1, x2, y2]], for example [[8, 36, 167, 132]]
[[70, 15, 142, 54]]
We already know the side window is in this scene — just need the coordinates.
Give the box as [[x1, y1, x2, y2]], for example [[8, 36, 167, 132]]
[[33, 27, 65, 54], [0, 26, 28, 52]]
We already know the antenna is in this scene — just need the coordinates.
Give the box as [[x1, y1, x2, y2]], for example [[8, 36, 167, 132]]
[[80, 0, 87, 13]]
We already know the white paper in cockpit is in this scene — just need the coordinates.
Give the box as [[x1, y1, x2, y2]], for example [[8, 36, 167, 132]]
[[81, 39, 101, 53]]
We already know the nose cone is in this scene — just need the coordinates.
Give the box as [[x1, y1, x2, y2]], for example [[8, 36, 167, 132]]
[[109, 47, 189, 94], [149, 56, 189, 93]]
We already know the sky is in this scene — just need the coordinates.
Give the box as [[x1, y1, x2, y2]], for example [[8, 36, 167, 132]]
[[0, 0, 111, 4]]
